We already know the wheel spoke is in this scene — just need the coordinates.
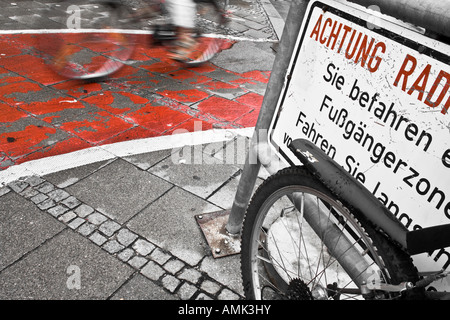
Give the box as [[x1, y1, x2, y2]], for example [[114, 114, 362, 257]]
[[241, 168, 401, 300]]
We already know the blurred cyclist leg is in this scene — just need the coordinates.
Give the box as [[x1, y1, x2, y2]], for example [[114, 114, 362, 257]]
[[165, 0, 198, 61]]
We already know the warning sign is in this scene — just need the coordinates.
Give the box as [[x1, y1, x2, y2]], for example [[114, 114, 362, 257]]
[[269, 0, 450, 277]]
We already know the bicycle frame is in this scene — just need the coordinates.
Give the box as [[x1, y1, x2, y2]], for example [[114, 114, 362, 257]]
[[289, 138, 450, 255]]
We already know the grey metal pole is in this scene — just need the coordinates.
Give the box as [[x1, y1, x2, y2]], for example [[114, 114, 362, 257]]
[[225, 0, 311, 235], [348, 0, 450, 38]]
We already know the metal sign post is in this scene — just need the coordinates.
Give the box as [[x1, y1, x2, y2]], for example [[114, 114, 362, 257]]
[[195, 0, 309, 258], [225, 0, 311, 236]]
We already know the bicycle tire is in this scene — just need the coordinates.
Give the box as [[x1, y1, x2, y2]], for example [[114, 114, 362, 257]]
[[41, 1, 136, 80], [241, 166, 423, 300]]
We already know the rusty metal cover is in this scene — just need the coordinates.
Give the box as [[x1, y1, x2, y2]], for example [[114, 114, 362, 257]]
[[196, 210, 241, 258]]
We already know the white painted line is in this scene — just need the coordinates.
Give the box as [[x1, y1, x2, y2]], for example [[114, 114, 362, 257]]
[[0, 127, 254, 187], [259, 0, 286, 40], [0, 147, 114, 187], [0, 28, 153, 35], [0, 29, 277, 43]]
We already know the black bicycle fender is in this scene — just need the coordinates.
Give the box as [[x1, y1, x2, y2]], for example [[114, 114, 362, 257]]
[[288, 138, 409, 249], [406, 224, 450, 255]]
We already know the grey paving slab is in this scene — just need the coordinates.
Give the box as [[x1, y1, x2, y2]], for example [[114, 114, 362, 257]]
[[212, 41, 276, 74], [66, 158, 173, 223], [127, 186, 220, 266], [200, 255, 244, 296], [44, 159, 113, 188], [9, 13, 64, 29], [0, 17, 22, 30], [269, 0, 292, 20], [0, 191, 65, 271], [123, 149, 173, 171], [148, 148, 240, 199], [212, 135, 250, 168], [0, 229, 134, 299], [207, 173, 264, 209], [111, 273, 179, 300]]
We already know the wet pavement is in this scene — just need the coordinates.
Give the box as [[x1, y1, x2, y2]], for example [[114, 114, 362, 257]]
[[0, 0, 290, 301]]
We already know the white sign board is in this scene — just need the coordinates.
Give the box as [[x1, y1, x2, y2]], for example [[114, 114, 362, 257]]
[[269, 0, 450, 286]]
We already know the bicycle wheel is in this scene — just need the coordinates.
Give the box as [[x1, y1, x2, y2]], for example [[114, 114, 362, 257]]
[[241, 167, 421, 300], [42, 1, 136, 80], [185, 0, 230, 66]]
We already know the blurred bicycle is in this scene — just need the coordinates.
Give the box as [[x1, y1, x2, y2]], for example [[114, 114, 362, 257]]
[[40, 0, 229, 80]]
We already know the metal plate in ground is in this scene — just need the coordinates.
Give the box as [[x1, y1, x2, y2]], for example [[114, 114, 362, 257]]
[[196, 210, 241, 258]]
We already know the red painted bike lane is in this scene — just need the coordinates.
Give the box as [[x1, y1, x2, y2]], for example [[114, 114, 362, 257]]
[[0, 33, 269, 170]]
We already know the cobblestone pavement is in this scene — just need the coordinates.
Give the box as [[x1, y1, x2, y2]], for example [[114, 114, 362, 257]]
[[1, 154, 243, 300], [0, 0, 290, 300]]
